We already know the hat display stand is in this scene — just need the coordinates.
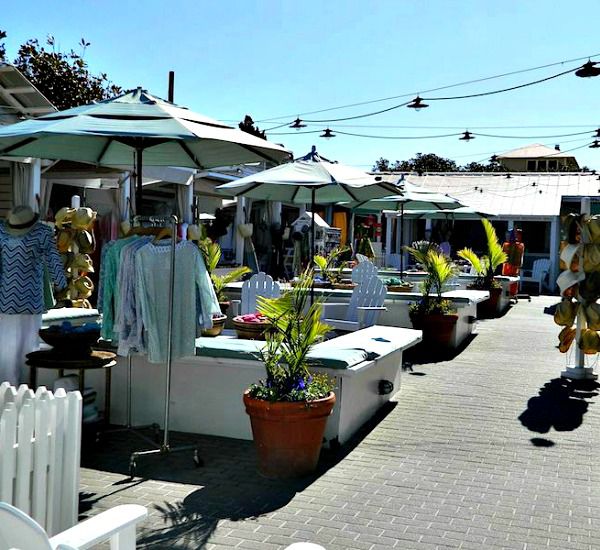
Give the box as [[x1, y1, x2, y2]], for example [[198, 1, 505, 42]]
[[54, 204, 97, 308]]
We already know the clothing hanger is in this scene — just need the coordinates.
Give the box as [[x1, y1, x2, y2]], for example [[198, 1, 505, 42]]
[[152, 227, 173, 243], [126, 226, 164, 237]]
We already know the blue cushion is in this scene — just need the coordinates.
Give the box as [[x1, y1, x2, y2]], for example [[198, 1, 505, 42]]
[[195, 337, 368, 370]]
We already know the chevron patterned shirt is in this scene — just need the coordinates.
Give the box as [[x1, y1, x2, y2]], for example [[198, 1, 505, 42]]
[[0, 222, 67, 314]]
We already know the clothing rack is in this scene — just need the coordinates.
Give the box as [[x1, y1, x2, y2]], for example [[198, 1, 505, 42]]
[[127, 214, 202, 478]]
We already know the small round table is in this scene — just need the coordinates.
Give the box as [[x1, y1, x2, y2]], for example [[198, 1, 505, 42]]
[[27, 350, 116, 425]]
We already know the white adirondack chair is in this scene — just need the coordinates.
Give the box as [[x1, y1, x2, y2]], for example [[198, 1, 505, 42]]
[[0, 502, 147, 550], [231, 272, 281, 317], [321, 262, 387, 331], [519, 258, 551, 294]]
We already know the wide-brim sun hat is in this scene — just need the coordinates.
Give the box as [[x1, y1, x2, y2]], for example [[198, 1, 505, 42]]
[[6, 205, 39, 236]]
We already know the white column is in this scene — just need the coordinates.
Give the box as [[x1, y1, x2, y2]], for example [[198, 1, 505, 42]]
[[271, 201, 282, 226], [507, 219, 515, 231], [376, 213, 382, 243], [548, 217, 560, 293], [395, 214, 402, 253], [29, 158, 41, 211], [184, 181, 194, 223], [348, 211, 355, 249], [385, 213, 393, 255], [235, 197, 246, 265]]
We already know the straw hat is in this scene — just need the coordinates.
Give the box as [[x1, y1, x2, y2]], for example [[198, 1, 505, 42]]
[[5, 206, 39, 236], [71, 208, 96, 230], [55, 207, 75, 229], [70, 253, 95, 273]]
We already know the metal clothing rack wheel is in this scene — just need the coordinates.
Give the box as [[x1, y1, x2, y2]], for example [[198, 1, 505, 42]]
[[126, 214, 203, 478]]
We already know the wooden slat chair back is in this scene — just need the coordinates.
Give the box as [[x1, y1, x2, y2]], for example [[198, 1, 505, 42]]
[[345, 275, 387, 326], [240, 272, 281, 315], [0, 501, 148, 550], [351, 260, 378, 284], [520, 258, 551, 294]]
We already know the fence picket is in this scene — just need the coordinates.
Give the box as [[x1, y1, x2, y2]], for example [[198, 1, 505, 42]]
[[32, 388, 52, 528], [62, 391, 82, 530], [0, 403, 17, 503], [15, 400, 35, 514]]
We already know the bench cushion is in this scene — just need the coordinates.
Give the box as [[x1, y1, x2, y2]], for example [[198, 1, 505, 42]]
[[195, 337, 368, 370]]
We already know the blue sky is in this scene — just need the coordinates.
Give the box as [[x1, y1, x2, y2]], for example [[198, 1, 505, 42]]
[[3, 0, 599, 170]]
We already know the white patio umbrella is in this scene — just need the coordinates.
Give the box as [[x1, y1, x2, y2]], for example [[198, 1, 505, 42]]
[[0, 87, 291, 213], [342, 182, 469, 273], [216, 146, 401, 263]]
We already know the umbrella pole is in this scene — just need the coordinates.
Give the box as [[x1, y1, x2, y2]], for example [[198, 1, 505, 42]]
[[400, 203, 404, 276], [135, 146, 144, 215], [311, 188, 316, 304]]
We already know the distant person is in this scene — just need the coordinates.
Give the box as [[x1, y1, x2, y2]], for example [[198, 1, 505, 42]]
[[502, 229, 525, 276], [439, 231, 452, 257]]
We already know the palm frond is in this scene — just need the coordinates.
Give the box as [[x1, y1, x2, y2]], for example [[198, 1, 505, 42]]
[[220, 266, 252, 285], [457, 247, 484, 275], [482, 219, 507, 270]]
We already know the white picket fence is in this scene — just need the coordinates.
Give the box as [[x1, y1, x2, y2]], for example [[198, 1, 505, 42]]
[[0, 382, 82, 536]]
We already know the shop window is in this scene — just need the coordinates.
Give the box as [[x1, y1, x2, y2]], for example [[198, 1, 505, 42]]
[[519, 221, 549, 254], [548, 160, 558, 171], [527, 160, 536, 171], [537, 160, 547, 171]]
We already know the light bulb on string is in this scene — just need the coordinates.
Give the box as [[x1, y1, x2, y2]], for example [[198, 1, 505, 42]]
[[320, 128, 336, 139], [459, 131, 474, 141], [289, 118, 306, 129], [575, 60, 600, 78], [590, 140, 600, 149], [407, 96, 429, 111]]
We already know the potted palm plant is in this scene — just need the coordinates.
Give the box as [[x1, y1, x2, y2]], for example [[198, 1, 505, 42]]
[[457, 219, 508, 318], [405, 242, 459, 347], [199, 238, 251, 333], [243, 270, 336, 478], [313, 245, 352, 289]]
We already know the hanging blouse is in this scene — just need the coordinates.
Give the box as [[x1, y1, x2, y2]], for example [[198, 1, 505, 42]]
[[135, 240, 220, 363], [99, 236, 138, 341], [114, 236, 152, 356], [0, 222, 66, 314]]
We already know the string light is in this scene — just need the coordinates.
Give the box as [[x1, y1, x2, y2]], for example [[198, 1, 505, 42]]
[[320, 128, 335, 139], [590, 141, 600, 149], [459, 131, 475, 141], [289, 118, 306, 129], [407, 96, 428, 110], [575, 61, 600, 78]]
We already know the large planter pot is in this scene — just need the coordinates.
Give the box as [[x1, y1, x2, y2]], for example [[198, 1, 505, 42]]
[[411, 313, 458, 347], [243, 391, 336, 478], [469, 285, 502, 318], [331, 282, 357, 290], [201, 314, 227, 337]]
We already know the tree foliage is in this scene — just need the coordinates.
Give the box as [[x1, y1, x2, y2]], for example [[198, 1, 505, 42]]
[[373, 153, 505, 173], [0, 30, 121, 111]]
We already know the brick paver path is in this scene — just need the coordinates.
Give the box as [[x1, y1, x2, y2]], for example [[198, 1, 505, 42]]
[[81, 296, 600, 549]]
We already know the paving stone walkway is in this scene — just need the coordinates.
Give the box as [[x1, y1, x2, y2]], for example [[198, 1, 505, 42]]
[[81, 296, 600, 549]]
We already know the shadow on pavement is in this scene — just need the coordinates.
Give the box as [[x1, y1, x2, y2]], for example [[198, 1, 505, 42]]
[[80, 400, 398, 548], [403, 333, 478, 365], [519, 377, 600, 434]]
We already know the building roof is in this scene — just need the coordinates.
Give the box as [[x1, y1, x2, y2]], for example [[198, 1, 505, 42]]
[[497, 143, 574, 159], [0, 64, 56, 123], [375, 172, 600, 219]]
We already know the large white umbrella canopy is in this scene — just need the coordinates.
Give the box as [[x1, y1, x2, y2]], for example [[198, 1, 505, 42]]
[[216, 147, 400, 204], [0, 87, 291, 212]]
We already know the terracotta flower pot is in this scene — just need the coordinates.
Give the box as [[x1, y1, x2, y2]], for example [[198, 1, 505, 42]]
[[331, 282, 357, 290], [469, 285, 502, 318], [411, 313, 458, 347], [201, 314, 227, 337], [243, 391, 336, 479]]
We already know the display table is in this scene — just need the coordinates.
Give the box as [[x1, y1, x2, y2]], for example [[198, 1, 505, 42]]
[[107, 326, 422, 446], [27, 350, 116, 425]]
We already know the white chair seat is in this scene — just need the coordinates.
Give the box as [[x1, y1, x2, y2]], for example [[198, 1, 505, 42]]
[[519, 258, 550, 294]]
